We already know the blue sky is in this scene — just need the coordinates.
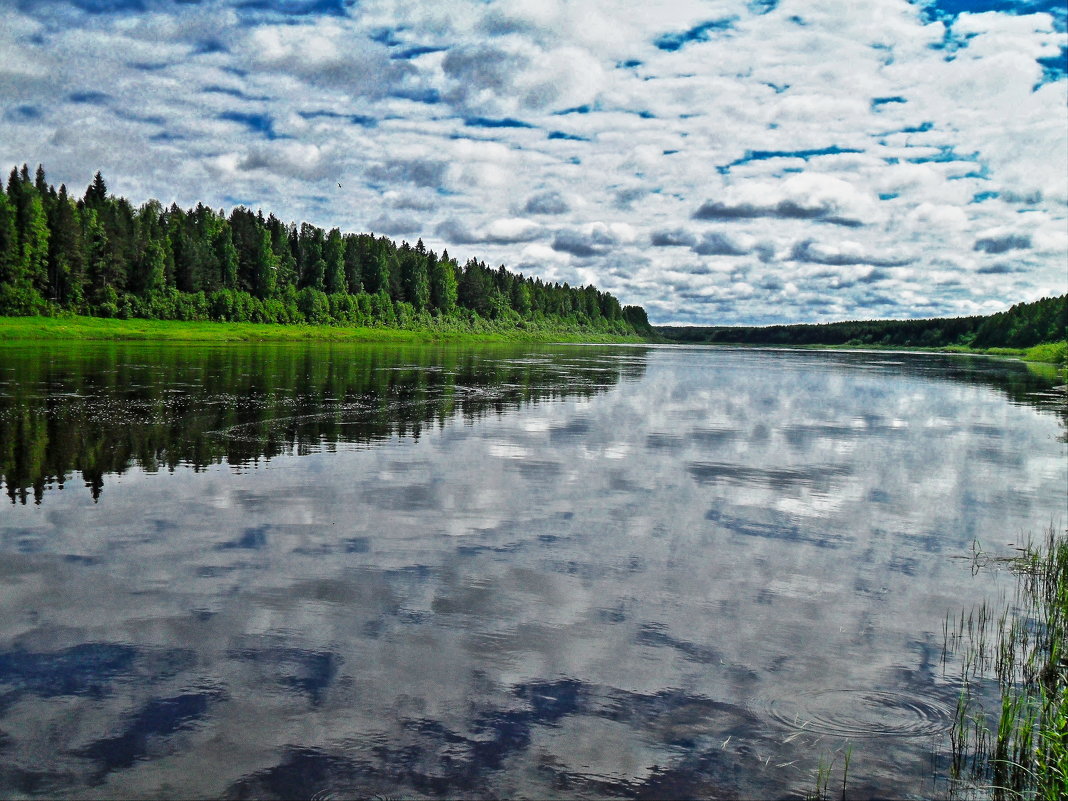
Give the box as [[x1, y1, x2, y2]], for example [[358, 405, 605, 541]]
[[1, 0, 1065, 324]]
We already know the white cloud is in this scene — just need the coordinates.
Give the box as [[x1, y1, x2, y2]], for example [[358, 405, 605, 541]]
[[437, 217, 543, 245]]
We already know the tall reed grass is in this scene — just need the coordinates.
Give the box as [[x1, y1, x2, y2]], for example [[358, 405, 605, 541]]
[[943, 526, 1067, 800]]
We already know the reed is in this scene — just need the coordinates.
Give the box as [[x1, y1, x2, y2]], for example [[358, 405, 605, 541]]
[[942, 525, 1067, 799], [803, 743, 853, 801]]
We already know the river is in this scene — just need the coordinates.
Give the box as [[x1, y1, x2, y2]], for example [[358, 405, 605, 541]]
[[0, 342, 1064, 799]]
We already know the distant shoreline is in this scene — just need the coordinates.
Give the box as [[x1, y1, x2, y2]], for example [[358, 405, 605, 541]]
[[653, 339, 1068, 365]]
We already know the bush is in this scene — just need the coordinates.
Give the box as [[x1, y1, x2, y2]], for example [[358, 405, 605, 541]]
[[1024, 341, 1068, 365], [297, 287, 330, 325], [0, 284, 48, 316]]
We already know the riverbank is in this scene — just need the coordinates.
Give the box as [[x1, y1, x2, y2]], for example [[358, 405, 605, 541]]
[[805, 340, 1066, 365], [0, 315, 650, 345]]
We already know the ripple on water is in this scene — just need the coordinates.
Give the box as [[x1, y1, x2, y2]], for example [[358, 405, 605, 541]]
[[761, 688, 954, 738]]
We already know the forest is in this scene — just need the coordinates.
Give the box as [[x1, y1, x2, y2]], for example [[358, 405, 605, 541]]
[[0, 164, 652, 337], [657, 294, 1068, 351]]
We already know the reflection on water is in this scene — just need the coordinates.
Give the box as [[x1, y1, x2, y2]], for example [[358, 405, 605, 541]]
[[0, 343, 1064, 799], [0, 343, 644, 503]]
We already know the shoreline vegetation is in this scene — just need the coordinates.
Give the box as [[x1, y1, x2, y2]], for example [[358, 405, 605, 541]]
[[2, 315, 1062, 368], [943, 526, 1067, 800], [2, 325, 1057, 370], [1, 315, 1064, 377]]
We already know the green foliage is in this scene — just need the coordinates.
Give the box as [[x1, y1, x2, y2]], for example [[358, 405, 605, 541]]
[[297, 287, 330, 324], [324, 228, 345, 294], [972, 296, 1068, 349], [0, 189, 19, 287], [431, 250, 458, 314], [0, 283, 48, 316], [399, 242, 430, 310], [1023, 341, 1067, 366]]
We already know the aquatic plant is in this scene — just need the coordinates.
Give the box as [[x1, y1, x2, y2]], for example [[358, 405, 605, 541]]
[[943, 525, 1068, 800], [803, 743, 852, 801]]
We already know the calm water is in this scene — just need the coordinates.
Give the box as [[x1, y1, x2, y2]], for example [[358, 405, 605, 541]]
[[0, 342, 1064, 799]]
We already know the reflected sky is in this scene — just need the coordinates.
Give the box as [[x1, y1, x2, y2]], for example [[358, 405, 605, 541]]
[[0, 344, 1064, 799]]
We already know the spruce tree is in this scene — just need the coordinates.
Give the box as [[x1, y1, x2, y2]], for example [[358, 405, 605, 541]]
[[323, 228, 345, 294]]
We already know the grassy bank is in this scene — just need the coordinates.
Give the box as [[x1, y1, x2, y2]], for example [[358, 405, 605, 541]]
[[941, 341, 1068, 366], [0, 315, 650, 345]]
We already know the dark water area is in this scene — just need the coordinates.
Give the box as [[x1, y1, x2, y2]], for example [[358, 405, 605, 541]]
[[0, 342, 1064, 799]]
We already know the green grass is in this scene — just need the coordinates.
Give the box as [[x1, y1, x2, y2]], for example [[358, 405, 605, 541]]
[[1021, 341, 1068, 366], [944, 526, 1068, 799], [0, 315, 649, 345]]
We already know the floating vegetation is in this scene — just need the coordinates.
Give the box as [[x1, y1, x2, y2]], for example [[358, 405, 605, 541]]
[[942, 526, 1068, 800]]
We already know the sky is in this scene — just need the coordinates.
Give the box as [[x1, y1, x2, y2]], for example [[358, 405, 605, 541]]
[[0, 0, 1065, 325]]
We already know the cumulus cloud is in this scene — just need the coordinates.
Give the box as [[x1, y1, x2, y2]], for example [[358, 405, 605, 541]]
[[243, 21, 401, 95], [973, 232, 1032, 254], [551, 222, 635, 257], [367, 213, 424, 236], [693, 174, 875, 227], [237, 142, 330, 179], [692, 232, 751, 256], [524, 190, 570, 215], [789, 239, 913, 267], [366, 159, 448, 188], [650, 228, 696, 247], [436, 217, 543, 245]]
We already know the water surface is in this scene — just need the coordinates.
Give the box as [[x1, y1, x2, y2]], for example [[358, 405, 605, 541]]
[[0, 343, 1064, 799]]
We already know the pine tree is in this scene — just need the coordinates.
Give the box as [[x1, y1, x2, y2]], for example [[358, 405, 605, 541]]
[[82, 207, 114, 308], [140, 240, 167, 296], [214, 225, 239, 289], [0, 188, 19, 288], [430, 250, 458, 314], [250, 227, 277, 299], [22, 192, 50, 296], [84, 171, 107, 205], [47, 185, 85, 307], [458, 259, 489, 315], [399, 245, 430, 310], [298, 223, 325, 291], [342, 233, 362, 294], [268, 219, 297, 289]]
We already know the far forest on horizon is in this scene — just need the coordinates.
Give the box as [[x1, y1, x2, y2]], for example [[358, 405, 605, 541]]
[[657, 294, 1068, 351], [0, 163, 652, 336]]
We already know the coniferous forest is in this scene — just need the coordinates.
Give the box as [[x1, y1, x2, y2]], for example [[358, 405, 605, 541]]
[[0, 164, 653, 337]]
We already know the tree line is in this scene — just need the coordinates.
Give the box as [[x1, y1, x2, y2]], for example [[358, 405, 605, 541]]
[[0, 164, 652, 336], [657, 294, 1067, 350]]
